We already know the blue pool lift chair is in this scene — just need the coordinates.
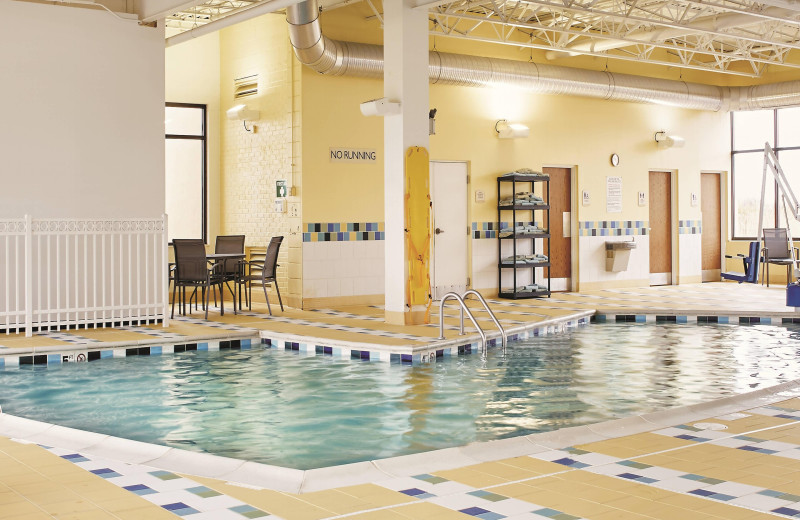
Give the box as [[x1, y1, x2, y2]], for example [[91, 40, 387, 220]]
[[721, 241, 760, 284]]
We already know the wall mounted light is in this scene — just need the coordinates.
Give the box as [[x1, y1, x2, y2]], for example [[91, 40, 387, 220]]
[[227, 104, 260, 132], [654, 130, 685, 148], [429, 108, 437, 135], [359, 97, 401, 116], [495, 119, 530, 139]]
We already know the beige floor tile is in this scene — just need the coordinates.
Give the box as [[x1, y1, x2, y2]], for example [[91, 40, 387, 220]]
[[344, 510, 412, 520], [336, 484, 417, 507], [0, 501, 48, 519], [454, 460, 550, 481], [113, 506, 183, 520], [432, 467, 511, 487], [392, 502, 473, 519], [489, 482, 541, 498], [496, 456, 567, 475], [294, 489, 374, 515]]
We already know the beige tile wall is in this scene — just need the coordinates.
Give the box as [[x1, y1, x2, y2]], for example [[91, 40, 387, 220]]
[[219, 13, 294, 301]]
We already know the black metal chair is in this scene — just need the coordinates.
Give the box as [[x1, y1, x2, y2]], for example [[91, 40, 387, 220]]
[[761, 228, 798, 287], [172, 239, 225, 319], [214, 235, 245, 305], [239, 236, 284, 315]]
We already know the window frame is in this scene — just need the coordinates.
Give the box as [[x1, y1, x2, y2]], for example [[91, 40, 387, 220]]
[[165, 102, 207, 244], [730, 109, 800, 240]]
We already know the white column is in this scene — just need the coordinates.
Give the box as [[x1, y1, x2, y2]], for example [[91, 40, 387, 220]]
[[383, 0, 430, 325]]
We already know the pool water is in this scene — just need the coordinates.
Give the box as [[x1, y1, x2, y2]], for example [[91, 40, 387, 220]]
[[2, 322, 800, 470]]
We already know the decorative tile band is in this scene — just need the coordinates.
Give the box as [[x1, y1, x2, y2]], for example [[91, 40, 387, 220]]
[[679, 219, 703, 234], [579, 220, 648, 236], [592, 314, 789, 325], [471, 221, 538, 239], [0, 338, 256, 370], [261, 316, 591, 365], [303, 222, 384, 242]]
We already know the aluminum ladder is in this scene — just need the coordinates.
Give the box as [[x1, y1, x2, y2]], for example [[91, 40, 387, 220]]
[[437, 290, 507, 355]]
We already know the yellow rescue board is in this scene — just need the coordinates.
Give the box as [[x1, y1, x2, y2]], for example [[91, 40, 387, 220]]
[[405, 146, 431, 316]]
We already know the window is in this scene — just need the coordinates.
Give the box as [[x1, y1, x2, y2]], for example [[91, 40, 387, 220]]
[[165, 103, 206, 243], [731, 107, 800, 239]]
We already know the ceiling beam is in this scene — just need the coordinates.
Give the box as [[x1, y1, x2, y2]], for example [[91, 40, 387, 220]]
[[138, 0, 207, 22]]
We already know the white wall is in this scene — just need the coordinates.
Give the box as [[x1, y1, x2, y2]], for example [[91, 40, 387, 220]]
[[0, 1, 165, 219]]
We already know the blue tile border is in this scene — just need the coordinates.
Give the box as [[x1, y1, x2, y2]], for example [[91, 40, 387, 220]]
[[679, 219, 703, 234], [0, 337, 258, 370], [579, 220, 647, 236], [303, 222, 384, 241]]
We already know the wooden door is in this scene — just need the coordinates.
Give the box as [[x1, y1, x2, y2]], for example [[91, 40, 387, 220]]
[[543, 167, 571, 290], [701, 172, 721, 281], [649, 171, 673, 285], [431, 161, 468, 300]]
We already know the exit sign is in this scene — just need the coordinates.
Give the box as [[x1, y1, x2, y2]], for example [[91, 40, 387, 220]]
[[276, 180, 288, 198]]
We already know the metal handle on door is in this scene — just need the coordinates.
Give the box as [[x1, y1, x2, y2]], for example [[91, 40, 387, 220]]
[[435, 228, 444, 235]]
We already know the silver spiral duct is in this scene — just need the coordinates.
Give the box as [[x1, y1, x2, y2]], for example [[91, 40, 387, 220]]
[[286, 0, 800, 112]]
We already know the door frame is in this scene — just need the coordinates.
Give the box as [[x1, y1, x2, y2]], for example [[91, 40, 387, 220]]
[[648, 169, 677, 285], [542, 164, 578, 291], [701, 170, 728, 273], [430, 159, 472, 294]]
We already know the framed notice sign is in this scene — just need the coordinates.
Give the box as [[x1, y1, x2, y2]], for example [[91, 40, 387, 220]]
[[607, 176, 622, 213]]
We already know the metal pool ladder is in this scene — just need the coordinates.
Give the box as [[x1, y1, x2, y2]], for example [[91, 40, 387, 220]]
[[437, 290, 507, 355]]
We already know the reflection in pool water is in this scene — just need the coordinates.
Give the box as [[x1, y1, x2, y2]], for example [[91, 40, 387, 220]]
[[2, 322, 799, 469]]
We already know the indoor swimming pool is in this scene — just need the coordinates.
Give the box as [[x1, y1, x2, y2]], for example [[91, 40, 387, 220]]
[[2, 321, 800, 470]]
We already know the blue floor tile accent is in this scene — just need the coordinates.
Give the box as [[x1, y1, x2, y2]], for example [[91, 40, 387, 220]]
[[161, 502, 201, 516], [460, 506, 491, 516], [123, 484, 157, 496], [90, 468, 122, 479]]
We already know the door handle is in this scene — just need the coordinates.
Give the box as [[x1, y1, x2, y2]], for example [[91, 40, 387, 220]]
[[435, 228, 444, 235]]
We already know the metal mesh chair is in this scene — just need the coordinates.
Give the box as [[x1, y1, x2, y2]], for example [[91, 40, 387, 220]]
[[761, 228, 798, 287], [214, 235, 245, 302], [172, 239, 225, 319], [239, 236, 284, 315]]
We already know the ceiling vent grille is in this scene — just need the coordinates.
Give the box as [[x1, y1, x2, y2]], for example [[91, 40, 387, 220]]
[[234, 74, 259, 99]]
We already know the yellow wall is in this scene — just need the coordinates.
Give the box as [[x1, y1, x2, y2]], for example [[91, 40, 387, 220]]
[[165, 32, 222, 241], [301, 74, 384, 222], [300, 66, 731, 228]]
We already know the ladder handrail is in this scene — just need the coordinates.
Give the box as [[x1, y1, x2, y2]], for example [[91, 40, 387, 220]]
[[437, 292, 486, 353], [461, 289, 507, 350]]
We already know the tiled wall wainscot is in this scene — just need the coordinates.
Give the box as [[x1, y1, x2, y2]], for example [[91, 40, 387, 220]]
[[679, 232, 703, 283], [302, 238, 384, 298], [578, 221, 650, 289]]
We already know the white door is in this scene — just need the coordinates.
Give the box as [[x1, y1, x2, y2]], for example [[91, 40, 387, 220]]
[[431, 161, 469, 300]]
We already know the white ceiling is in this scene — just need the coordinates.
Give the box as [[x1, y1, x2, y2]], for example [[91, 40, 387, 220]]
[[158, 0, 800, 77]]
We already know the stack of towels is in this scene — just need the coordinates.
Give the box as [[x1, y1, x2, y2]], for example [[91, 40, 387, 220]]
[[501, 169, 550, 179], [499, 191, 546, 206], [502, 254, 549, 264], [515, 284, 548, 292], [499, 224, 545, 237]]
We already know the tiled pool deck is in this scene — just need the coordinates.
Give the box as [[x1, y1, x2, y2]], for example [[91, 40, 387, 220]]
[[2, 282, 800, 519]]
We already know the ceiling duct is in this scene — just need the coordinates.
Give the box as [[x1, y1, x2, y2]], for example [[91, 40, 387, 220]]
[[286, 0, 800, 112]]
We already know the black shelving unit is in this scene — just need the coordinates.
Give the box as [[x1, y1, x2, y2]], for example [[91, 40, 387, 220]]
[[497, 172, 551, 299]]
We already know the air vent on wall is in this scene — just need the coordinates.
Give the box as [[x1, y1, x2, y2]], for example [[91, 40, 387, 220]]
[[234, 74, 258, 99]]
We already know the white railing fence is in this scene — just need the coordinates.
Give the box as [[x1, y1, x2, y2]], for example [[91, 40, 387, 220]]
[[0, 215, 169, 337]]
